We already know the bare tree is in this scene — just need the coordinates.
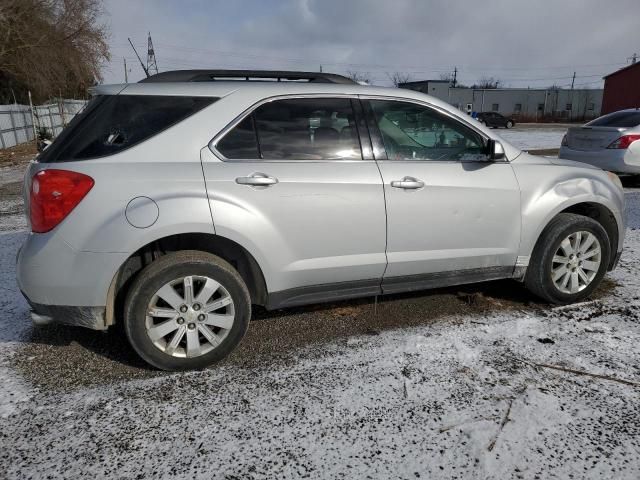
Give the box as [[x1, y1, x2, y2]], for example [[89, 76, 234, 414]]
[[438, 72, 453, 83], [387, 72, 411, 87], [0, 0, 110, 103], [472, 76, 503, 89], [346, 71, 372, 85]]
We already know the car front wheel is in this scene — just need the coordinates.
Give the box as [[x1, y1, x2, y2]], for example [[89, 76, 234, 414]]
[[524, 213, 610, 304], [124, 250, 251, 370], [506, 120, 514, 128]]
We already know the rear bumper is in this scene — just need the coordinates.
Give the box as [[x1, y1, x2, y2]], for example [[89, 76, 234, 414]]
[[559, 147, 640, 174], [24, 296, 107, 330], [16, 231, 127, 329]]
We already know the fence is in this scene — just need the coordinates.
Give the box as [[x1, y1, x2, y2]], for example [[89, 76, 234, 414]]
[[0, 99, 88, 149]]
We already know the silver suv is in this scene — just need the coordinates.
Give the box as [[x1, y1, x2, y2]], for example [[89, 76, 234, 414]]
[[17, 70, 626, 370]]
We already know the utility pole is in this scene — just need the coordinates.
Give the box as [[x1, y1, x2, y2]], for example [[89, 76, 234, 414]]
[[319, 65, 323, 73], [571, 71, 576, 90], [123, 58, 128, 83], [128, 37, 150, 78], [452, 66, 457, 87], [146, 32, 159, 75]]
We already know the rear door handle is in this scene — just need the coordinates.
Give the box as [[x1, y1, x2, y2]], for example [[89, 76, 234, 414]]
[[390, 177, 424, 189], [235, 173, 279, 186]]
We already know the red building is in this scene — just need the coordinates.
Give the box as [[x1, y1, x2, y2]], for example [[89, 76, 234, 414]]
[[601, 62, 640, 114]]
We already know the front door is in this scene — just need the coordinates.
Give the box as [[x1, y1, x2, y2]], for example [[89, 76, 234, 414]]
[[201, 97, 387, 305], [363, 98, 521, 293]]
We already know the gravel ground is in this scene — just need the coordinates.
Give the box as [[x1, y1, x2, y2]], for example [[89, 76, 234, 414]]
[[1, 148, 639, 479]]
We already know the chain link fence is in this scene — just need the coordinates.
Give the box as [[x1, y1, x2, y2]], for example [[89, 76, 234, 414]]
[[0, 100, 88, 149]]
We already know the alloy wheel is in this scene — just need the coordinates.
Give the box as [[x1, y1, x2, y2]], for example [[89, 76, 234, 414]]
[[551, 231, 601, 294], [145, 275, 235, 358]]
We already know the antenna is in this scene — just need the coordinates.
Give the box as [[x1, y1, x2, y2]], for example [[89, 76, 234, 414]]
[[147, 32, 159, 75], [128, 37, 150, 78]]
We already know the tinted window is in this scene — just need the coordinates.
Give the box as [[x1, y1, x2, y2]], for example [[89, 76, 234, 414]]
[[255, 98, 362, 160], [40, 95, 217, 162], [369, 100, 485, 161], [587, 111, 640, 128], [217, 116, 259, 159]]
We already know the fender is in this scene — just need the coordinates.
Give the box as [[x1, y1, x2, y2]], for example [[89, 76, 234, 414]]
[[516, 167, 624, 259]]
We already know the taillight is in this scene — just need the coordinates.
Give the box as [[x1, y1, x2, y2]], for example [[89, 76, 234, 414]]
[[30, 169, 94, 233], [607, 134, 640, 149], [561, 134, 568, 147]]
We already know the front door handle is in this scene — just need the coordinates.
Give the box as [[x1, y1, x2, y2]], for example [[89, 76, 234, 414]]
[[390, 176, 424, 189], [236, 172, 279, 186]]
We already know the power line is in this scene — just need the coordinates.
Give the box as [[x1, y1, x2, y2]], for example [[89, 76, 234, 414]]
[[111, 42, 628, 73]]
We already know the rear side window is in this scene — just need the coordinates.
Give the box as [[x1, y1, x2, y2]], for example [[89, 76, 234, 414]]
[[39, 95, 217, 162], [216, 98, 362, 160], [587, 111, 640, 128]]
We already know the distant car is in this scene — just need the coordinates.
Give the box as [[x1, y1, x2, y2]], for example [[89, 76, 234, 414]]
[[559, 109, 640, 176], [477, 112, 515, 129]]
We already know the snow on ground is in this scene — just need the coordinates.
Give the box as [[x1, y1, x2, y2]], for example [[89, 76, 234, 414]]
[[497, 125, 567, 151], [1, 161, 639, 479]]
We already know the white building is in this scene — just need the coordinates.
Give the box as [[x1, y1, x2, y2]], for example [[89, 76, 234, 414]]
[[399, 80, 603, 121]]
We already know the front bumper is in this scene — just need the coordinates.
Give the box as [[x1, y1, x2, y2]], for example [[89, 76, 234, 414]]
[[559, 147, 640, 174]]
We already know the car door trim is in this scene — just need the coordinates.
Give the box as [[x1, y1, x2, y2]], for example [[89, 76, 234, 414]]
[[266, 266, 516, 310], [381, 266, 514, 295]]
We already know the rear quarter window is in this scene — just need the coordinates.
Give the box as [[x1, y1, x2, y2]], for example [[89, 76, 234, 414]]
[[39, 95, 217, 162]]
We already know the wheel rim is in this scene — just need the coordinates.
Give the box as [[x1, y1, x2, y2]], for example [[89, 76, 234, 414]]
[[551, 231, 601, 294], [145, 275, 235, 358]]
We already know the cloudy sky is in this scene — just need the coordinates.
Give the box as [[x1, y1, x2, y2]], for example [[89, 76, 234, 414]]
[[101, 0, 640, 88]]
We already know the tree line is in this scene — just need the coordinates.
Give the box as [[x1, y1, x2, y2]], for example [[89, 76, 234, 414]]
[[0, 0, 109, 104]]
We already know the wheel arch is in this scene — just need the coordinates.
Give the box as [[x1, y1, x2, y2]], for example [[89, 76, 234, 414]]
[[106, 232, 269, 326], [529, 201, 619, 271]]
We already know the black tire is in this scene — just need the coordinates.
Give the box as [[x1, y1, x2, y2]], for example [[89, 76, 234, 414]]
[[506, 120, 514, 129], [124, 250, 251, 371], [525, 213, 610, 304]]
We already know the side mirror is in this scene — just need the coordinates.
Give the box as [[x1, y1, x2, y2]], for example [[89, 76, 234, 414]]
[[486, 139, 506, 161]]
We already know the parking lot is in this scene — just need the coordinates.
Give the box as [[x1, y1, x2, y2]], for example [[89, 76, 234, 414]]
[[1, 131, 639, 479]]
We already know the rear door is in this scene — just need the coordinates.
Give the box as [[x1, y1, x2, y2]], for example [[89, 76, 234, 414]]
[[201, 96, 387, 304], [362, 98, 521, 293]]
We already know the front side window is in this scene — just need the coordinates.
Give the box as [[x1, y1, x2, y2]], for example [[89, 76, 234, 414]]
[[40, 95, 217, 163], [216, 97, 362, 160], [369, 100, 485, 161]]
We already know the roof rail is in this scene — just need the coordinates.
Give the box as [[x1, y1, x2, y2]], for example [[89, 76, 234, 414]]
[[139, 69, 356, 84]]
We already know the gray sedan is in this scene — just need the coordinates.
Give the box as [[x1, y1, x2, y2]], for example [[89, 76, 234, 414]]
[[559, 109, 640, 175]]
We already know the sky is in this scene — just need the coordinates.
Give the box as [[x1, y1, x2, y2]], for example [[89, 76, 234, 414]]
[[100, 0, 640, 88]]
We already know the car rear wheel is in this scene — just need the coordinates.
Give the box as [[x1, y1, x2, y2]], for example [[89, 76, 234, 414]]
[[506, 120, 514, 128], [124, 250, 251, 371], [524, 213, 610, 304]]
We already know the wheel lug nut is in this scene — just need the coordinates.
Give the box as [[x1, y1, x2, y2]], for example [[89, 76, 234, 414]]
[[198, 314, 205, 321], [193, 303, 200, 311], [177, 317, 184, 325], [180, 305, 188, 313], [188, 323, 196, 330]]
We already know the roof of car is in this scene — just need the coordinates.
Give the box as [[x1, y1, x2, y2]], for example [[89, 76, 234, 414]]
[[92, 80, 419, 101]]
